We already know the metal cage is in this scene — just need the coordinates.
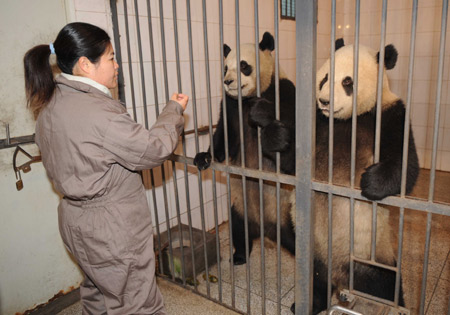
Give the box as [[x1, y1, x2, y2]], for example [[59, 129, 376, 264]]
[[109, 0, 450, 314]]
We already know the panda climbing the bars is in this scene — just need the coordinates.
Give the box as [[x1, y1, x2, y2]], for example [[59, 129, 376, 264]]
[[249, 38, 419, 314], [194, 32, 297, 266]]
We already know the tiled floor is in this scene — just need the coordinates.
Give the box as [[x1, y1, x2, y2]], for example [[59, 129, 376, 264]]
[[59, 169, 450, 314]]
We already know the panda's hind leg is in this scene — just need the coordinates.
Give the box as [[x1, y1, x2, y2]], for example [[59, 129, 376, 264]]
[[353, 261, 404, 306], [231, 205, 259, 265]]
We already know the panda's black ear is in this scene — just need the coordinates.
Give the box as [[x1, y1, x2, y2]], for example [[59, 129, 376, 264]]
[[335, 38, 344, 51], [224, 44, 231, 58], [377, 44, 398, 70], [259, 32, 275, 51]]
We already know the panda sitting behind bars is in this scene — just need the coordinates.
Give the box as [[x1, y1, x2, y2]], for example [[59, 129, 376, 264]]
[[194, 32, 297, 265], [249, 39, 419, 313]]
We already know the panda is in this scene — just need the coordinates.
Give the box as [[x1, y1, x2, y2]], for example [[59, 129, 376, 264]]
[[248, 39, 419, 313], [193, 32, 297, 265]]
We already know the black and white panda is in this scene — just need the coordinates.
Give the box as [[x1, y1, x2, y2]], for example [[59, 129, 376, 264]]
[[249, 39, 419, 313], [193, 32, 297, 265]]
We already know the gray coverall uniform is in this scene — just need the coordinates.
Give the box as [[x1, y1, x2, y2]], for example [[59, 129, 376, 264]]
[[35, 75, 184, 314]]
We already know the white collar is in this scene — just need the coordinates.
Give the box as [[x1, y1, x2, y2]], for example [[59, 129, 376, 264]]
[[60, 73, 112, 97]]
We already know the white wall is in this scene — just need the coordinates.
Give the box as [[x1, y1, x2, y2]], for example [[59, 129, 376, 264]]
[[0, 1, 84, 314]]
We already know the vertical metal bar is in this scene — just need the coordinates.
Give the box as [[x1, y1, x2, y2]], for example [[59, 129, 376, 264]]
[[171, 0, 187, 286], [201, 0, 222, 301], [419, 212, 432, 315], [233, 1, 251, 312], [158, 0, 169, 102], [144, 0, 164, 277], [350, 0, 360, 190], [109, 0, 126, 103], [294, 0, 316, 313], [428, 0, 448, 201], [349, 0, 361, 293], [218, 0, 236, 306], [123, 0, 137, 121], [157, 0, 175, 282], [186, 0, 210, 296], [134, 0, 149, 128], [273, 1, 282, 314], [395, 0, 418, 306], [394, 207, 405, 305], [400, 0, 418, 197], [371, 0, 388, 261], [327, 0, 336, 308], [253, 1, 266, 313], [150, 170, 164, 275]]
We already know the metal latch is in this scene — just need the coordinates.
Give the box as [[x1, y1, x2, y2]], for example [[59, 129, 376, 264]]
[[13, 146, 41, 191]]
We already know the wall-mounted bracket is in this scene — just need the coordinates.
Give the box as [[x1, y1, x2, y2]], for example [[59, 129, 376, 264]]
[[0, 123, 36, 150], [13, 146, 42, 191]]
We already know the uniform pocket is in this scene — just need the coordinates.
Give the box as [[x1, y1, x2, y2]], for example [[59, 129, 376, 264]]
[[69, 206, 129, 267]]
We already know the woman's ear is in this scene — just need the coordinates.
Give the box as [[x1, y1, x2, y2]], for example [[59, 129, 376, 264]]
[[73, 56, 92, 76]]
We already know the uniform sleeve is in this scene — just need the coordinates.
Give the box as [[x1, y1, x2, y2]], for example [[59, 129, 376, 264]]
[[103, 100, 184, 171]]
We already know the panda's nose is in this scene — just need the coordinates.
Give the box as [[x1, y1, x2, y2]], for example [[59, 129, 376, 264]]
[[319, 98, 329, 106], [224, 79, 233, 86]]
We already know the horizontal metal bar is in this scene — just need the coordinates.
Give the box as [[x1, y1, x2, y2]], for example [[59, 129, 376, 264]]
[[351, 256, 398, 272], [183, 125, 216, 136], [312, 182, 450, 216], [350, 289, 406, 309], [0, 134, 35, 150], [170, 154, 297, 185]]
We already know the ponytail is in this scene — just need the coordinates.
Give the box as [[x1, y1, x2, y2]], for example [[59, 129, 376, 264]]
[[23, 22, 110, 119], [24, 45, 55, 119]]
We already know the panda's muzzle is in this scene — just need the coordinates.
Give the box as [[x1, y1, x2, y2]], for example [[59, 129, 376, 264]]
[[319, 98, 329, 106]]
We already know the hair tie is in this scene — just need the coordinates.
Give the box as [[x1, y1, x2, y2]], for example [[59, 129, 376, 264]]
[[49, 43, 55, 55]]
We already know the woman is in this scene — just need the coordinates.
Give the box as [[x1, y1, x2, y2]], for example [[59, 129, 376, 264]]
[[24, 22, 188, 314]]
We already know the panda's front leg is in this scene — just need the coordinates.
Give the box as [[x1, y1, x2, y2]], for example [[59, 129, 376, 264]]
[[360, 162, 400, 200], [193, 113, 228, 170], [248, 98, 291, 153]]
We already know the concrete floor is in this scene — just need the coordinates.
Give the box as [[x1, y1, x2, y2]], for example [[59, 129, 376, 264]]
[[58, 169, 450, 314]]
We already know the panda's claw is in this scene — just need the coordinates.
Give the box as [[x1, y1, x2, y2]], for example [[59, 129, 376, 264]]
[[262, 120, 291, 152], [360, 163, 398, 201], [231, 253, 247, 265], [248, 98, 275, 128], [193, 152, 212, 170]]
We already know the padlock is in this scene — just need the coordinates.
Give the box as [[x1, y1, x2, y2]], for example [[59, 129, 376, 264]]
[[16, 180, 23, 191], [15, 170, 23, 191]]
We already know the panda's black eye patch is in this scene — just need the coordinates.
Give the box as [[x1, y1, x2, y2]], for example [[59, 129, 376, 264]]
[[342, 76, 353, 96], [319, 74, 328, 90], [224, 65, 228, 76], [240, 60, 253, 76]]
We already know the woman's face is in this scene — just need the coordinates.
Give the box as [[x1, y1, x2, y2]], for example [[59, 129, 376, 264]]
[[91, 42, 119, 89]]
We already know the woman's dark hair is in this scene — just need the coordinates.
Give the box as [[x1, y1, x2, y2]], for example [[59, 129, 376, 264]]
[[24, 22, 111, 119]]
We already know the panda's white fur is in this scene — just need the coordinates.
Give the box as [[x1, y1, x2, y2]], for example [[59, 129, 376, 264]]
[[316, 44, 398, 119]]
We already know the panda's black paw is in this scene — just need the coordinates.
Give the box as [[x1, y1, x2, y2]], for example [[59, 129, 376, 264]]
[[231, 253, 247, 265], [261, 120, 291, 152], [361, 163, 398, 201], [248, 98, 275, 128], [193, 152, 212, 170]]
